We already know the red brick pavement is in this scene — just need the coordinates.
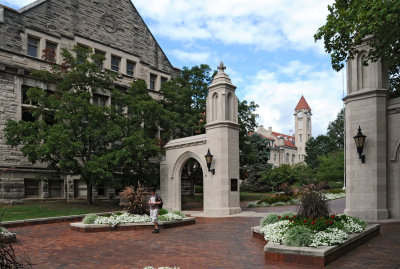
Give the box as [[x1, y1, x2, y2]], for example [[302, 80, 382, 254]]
[[6, 198, 400, 269]]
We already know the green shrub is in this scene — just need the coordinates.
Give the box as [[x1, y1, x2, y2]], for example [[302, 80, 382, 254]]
[[281, 212, 296, 219], [194, 185, 203, 193], [282, 226, 314, 247], [173, 211, 186, 218], [325, 188, 345, 194], [82, 213, 98, 224], [257, 195, 292, 205], [297, 191, 330, 219], [260, 214, 280, 227], [158, 208, 169, 215], [328, 181, 344, 189], [115, 212, 123, 216]]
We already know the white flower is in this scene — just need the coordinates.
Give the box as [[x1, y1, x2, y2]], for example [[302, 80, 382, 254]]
[[260, 220, 291, 243], [94, 213, 151, 226], [324, 192, 346, 200], [159, 213, 183, 221], [310, 228, 348, 247], [340, 215, 365, 233]]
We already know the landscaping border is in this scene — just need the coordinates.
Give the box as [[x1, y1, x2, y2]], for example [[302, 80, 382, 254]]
[[252, 224, 380, 266], [70, 217, 196, 233], [1, 211, 119, 228]]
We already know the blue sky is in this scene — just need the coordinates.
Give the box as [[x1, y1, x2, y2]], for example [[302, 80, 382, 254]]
[[2, 0, 344, 136]]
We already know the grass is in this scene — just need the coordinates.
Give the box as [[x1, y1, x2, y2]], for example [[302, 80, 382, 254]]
[[0, 200, 122, 222], [240, 192, 274, 201]]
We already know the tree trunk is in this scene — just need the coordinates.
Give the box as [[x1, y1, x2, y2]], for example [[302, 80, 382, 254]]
[[87, 183, 93, 205]]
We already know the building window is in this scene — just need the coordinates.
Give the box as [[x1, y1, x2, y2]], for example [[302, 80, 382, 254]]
[[111, 56, 120, 72], [28, 36, 39, 58], [44, 41, 57, 63], [76, 44, 89, 64], [292, 154, 295, 163], [94, 50, 105, 69], [93, 94, 108, 107], [74, 180, 87, 198], [24, 179, 40, 198], [22, 107, 35, 122], [299, 155, 301, 161], [126, 61, 135, 76], [150, 74, 157, 90], [286, 153, 289, 163], [307, 118, 310, 130], [274, 154, 277, 161], [97, 184, 106, 197], [161, 77, 168, 86], [299, 134, 303, 142], [49, 180, 63, 198]]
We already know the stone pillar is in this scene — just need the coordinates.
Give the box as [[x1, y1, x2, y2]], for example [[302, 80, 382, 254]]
[[343, 41, 389, 220], [204, 62, 241, 216]]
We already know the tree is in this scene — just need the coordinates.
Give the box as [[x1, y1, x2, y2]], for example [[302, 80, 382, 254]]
[[4, 46, 164, 204], [305, 135, 337, 169], [327, 108, 344, 149], [314, 0, 400, 98], [315, 151, 344, 183]]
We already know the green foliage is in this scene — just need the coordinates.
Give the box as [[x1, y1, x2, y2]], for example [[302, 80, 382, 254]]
[[305, 135, 337, 169], [260, 164, 313, 191], [297, 191, 330, 219], [172, 211, 186, 218], [282, 226, 314, 247], [314, 0, 400, 98], [4, 46, 165, 203], [194, 185, 203, 193], [316, 151, 344, 182], [260, 214, 280, 227], [82, 214, 98, 224], [119, 183, 149, 215], [326, 188, 345, 194], [257, 195, 292, 205], [281, 212, 296, 219], [158, 208, 169, 215], [327, 108, 344, 150]]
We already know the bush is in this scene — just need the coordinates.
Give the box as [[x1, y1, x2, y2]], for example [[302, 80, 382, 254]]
[[82, 214, 98, 224], [172, 211, 186, 218], [328, 180, 344, 189], [282, 226, 314, 247], [297, 191, 330, 219], [194, 185, 203, 193], [278, 182, 294, 196], [158, 208, 168, 215], [257, 195, 292, 205], [281, 212, 296, 219], [325, 188, 345, 194], [119, 182, 149, 215], [260, 214, 280, 227], [316, 181, 330, 191]]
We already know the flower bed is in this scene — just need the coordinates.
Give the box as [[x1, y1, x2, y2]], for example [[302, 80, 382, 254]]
[[71, 211, 195, 233], [259, 213, 366, 247], [0, 227, 16, 244], [247, 191, 345, 208]]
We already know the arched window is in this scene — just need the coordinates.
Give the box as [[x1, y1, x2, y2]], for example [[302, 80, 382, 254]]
[[286, 153, 289, 163], [292, 154, 295, 163], [226, 93, 232, 121], [212, 93, 218, 121]]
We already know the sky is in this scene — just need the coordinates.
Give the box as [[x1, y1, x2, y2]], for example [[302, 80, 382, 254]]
[[1, 0, 345, 136]]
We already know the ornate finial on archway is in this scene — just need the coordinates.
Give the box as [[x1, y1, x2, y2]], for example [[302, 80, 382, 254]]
[[217, 61, 226, 72]]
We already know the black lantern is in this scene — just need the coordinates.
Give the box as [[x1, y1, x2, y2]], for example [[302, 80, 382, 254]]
[[205, 149, 215, 175], [353, 126, 366, 163]]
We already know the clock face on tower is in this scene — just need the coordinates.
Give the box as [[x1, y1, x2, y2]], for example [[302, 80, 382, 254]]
[[297, 112, 303, 118]]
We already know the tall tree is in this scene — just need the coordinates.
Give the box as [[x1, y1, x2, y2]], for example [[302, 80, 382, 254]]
[[314, 0, 400, 97], [4, 46, 164, 204], [327, 108, 344, 149], [305, 135, 337, 169]]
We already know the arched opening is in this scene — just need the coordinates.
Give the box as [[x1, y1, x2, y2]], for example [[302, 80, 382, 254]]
[[180, 158, 204, 211], [226, 93, 232, 121], [212, 93, 218, 121]]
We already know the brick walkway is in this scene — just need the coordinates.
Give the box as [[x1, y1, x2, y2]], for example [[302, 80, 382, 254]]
[[7, 199, 400, 269]]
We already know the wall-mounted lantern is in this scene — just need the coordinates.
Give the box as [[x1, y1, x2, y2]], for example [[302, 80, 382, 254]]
[[353, 126, 366, 163], [205, 149, 215, 175]]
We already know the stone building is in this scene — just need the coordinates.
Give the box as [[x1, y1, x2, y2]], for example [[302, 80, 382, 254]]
[[0, 0, 179, 203], [255, 96, 312, 167], [344, 41, 400, 220]]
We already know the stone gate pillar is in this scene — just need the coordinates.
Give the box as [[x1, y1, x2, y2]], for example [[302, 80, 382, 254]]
[[204, 62, 241, 216], [343, 41, 389, 220]]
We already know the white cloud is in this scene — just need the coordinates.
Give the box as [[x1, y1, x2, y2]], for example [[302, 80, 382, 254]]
[[170, 49, 211, 63], [134, 0, 333, 52], [240, 64, 344, 136]]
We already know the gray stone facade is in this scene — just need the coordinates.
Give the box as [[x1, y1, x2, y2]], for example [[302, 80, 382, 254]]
[[344, 41, 400, 220], [0, 0, 178, 203]]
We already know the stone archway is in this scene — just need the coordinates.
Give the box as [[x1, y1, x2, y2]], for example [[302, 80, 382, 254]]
[[180, 158, 204, 210], [160, 63, 241, 216]]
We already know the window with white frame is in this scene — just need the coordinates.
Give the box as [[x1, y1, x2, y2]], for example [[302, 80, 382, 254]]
[[150, 74, 157, 90], [111, 56, 120, 72], [94, 50, 105, 69], [93, 94, 108, 107], [28, 36, 40, 58], [126, 60, 135, 76]]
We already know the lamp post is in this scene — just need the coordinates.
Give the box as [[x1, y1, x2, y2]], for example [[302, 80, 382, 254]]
[[205, 149, 215, 175], [353, 126, 366, 163]]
